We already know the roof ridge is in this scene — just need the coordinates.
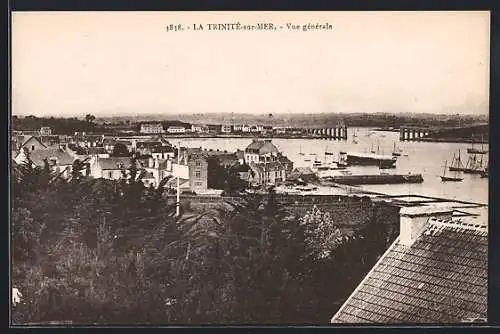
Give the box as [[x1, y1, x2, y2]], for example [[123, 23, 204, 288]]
[[427, 217, 487, 234]]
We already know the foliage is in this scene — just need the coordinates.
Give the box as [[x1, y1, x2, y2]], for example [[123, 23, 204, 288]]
[[12, 115, 104, 135], [11, 161, 396, 324]]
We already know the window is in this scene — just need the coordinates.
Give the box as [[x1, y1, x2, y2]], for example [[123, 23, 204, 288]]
[[108, 171, 113, 178], [195, 182, 202, 186], [196, 161, 201, 167], [31, 145, 35, 151], [195, 170, 201, 179]]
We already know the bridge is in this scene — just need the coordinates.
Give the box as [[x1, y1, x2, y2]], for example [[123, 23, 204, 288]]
[[400, 123, 488, 143], [305, 125, 348, 140]]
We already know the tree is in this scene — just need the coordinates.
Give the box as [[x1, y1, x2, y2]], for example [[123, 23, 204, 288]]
[[85, 114, 96, 124], [111, 143, 130, 157]]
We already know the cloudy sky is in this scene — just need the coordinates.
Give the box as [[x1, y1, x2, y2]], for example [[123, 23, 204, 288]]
[[12, 11, 490, 117]]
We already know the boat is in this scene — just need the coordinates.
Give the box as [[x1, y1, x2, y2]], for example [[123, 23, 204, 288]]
[[352, 130, 358, 144], [449, 150, 466, 172], [345, 151, 397, 169], [463, 154, 484, 175], [481, 167, 488, 178], [392, 142, 402, 157], [467, 134, 487, 154], [298, 145, 305, 156], [440, 160, 463, 182]]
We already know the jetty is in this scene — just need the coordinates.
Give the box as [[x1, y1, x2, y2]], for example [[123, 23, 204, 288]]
[[320, 173, 424, 186]]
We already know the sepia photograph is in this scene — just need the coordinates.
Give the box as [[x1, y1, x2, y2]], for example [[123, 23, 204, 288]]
[[10, 11, 489, 325]]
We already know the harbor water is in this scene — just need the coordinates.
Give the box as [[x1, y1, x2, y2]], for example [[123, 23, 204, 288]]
[[173, 127, 488, 205]]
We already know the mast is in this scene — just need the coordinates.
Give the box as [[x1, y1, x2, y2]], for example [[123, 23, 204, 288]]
[[443, 160, 447, 177]]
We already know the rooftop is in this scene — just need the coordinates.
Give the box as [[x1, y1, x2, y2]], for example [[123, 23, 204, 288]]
[[331, 217, 487, 324]]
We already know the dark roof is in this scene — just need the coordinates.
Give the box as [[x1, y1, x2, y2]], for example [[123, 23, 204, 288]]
[[97, 157, 139, 170], [331, 218, 487, 324], [26, 148, 75, 166], [245, 140, 279, 154]]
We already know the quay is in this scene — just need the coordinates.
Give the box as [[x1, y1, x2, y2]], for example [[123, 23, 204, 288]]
[[320, 173, 424, 186], [399, 123, 488, 143]]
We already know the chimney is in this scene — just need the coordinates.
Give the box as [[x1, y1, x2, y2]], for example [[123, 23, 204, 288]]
[[148, 157, 154, 168], [399, 206, 453, 246], [154, 157, 159, 169]]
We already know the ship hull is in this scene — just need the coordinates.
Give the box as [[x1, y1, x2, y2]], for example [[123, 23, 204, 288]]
[[467, 148, 487, 154], [440, 176, 463, 182], [346, 155, 396, 168]]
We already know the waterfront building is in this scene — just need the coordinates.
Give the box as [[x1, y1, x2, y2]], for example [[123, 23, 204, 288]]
[[331, 206, 487, 324], [250, 125, 264, 133], [233, 125, 243, 132], [140, 122, 165, 134], [167, 126, 187, 134], [248, 161, 286, 186], [221, 125, 232, 133], [244, 139, 280, 163], [191, 124, 209, 133], [242, 125, 252, 133]]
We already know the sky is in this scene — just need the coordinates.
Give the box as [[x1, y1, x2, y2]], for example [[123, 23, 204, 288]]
[[12, 11, 490, 117]]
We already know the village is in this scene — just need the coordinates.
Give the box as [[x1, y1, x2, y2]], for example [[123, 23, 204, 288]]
[[12, 126, 301, 195]]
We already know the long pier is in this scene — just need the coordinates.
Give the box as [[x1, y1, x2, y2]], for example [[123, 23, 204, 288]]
[[400, 123, 489, 143]]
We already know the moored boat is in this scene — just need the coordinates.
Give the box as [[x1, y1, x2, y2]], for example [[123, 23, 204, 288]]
[[345, 152, 397, 168]]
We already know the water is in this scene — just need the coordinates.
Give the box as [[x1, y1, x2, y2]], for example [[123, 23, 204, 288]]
[[172, 128, 488, 205]]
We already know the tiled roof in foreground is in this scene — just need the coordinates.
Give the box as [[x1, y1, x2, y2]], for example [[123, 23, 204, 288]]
[[331, 218, 487, 324]]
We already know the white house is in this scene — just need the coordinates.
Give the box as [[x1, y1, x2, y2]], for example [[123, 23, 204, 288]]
[[242, 125, 252, 133], [233, 125, 243, 132], [191, 124, 209, 133], [221, 125, 232, 133], [140, 123, 165, 134], [39, 127, 52, 136], [250, 125, 264, 133], [167, 126, 186, 134], [244, 139, 280, 164]]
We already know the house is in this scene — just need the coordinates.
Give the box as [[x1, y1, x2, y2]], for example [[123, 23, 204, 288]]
[[287, 167, 317, 183], [151, 146, 175, 160], [242, 125, 251, 133], [39, 127, 52, 136], [221, 125, 232, 133], [236, 150, 245, 165], [186, 153, 209, 193], [133, 140, 163, 155], [277, 153, 294, 174], [14, 147, 75, 178], [16, 136, 47, 152], [233, 125, 243, 133], [250, 125, 264, 133], [140, 123, 165, 134], [244, 139, 280, 164], [142, 157, 175, 187], [90, 157, 140, 180], [191, 124, 209, 133], [331, 206, 487, 324], [247, 161, 286, 186], [207, 124, 220, 134], [167, 126, 186, 134]]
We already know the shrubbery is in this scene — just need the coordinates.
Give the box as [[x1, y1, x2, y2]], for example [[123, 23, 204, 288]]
[[11, 161, 394, 324]]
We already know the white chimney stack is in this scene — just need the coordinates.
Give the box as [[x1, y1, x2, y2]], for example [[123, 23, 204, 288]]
[[399, 206, 453, 246]]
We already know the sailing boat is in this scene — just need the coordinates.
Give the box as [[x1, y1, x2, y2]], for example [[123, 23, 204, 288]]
[[467, 134, 487, 154], [352, 130, 358, 144], [441, 160, 463, 182], [392, 142, 402, 157], [464, 154, 484, 174], [370, 142, 376, 154], [449, 150, 465, 172], [313, 154, 322, 165], [298, 145, 305, 156]]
